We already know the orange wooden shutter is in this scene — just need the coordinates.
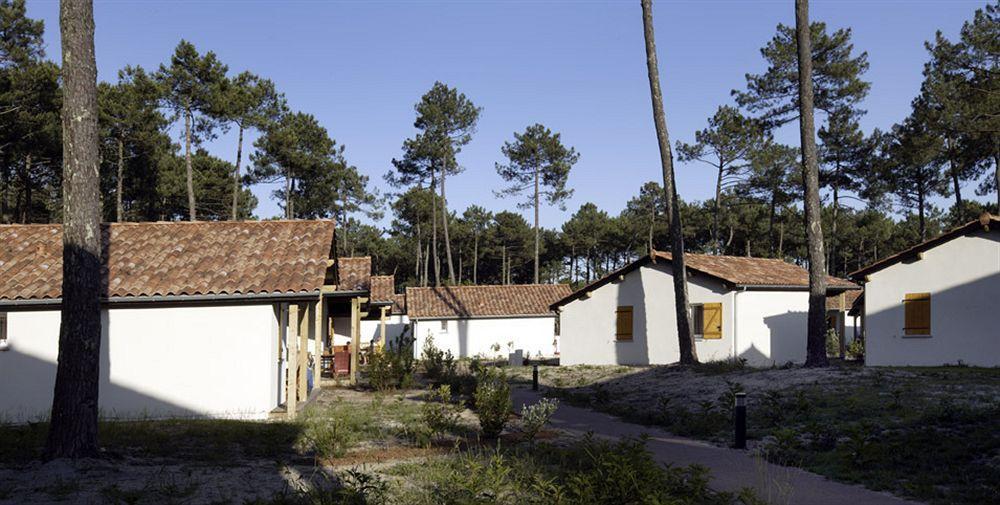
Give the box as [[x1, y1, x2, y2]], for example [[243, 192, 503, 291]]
[[616, 306, 633, 340], [904, 293, 931, 335], [702, 303, 722, 339]]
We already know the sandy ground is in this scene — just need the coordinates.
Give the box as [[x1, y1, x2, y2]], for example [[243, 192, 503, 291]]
[[510, 362, 1000, 414]]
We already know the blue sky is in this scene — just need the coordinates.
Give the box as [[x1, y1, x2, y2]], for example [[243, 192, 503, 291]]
[[26, 0, 991, 228]]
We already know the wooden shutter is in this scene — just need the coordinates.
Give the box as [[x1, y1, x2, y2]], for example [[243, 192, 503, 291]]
[[904, 293, 931, 336], [616, 306, 633, 341], [702, 303, 722, 340]]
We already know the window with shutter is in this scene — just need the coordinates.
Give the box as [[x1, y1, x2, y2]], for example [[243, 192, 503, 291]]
[[616, 306, 633, 341], [692, 305, 705, 338], [702, 303, 723, 339], [903, 293, 931, 336]]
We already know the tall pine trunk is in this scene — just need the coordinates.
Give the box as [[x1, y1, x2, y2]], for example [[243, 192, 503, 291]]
[[473, 232, 479, 284], [19, 153, 31, 223], [184, 105, 196, 221], [918, 190, 927, 241], [533, 165, 540, 284], [441, 158, 456, 285], [231, 124, 244, 220], [713, 164, 723, 253], [641, 0, 697, 364], [795, 0, 829, 367], [284, 170, 292, 219], [431, 167, 439, 286], [947, 137, 963, 219], [45, 0, 102, 460], [116, 138, 124, 222]]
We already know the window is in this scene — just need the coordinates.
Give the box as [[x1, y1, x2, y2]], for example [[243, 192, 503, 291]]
[[615, 306, 633, 341], [693, 303, 722, 340], [692, 305, 704, 338], [0, 313, 7, 350], [440, 320, 448, 332], [903, 293, 931, 336]]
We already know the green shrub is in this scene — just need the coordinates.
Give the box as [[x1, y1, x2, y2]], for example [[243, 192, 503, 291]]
[[422, 385, 462, 441], [474, 367, 512, 438], [695, 356, 748, 375], [825, 328, 841, 357], [846, 336, 864, 361], [367, 348, 396, 392], [520, 398, 559, 443]]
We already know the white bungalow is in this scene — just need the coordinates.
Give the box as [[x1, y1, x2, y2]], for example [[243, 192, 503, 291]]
[[406, 284, 571, 360], [0, 220, 376, 423], [850, 213, 999, 367], [552, 251, 859, 366]]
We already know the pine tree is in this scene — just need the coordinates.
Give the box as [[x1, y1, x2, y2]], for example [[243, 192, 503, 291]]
[[677, 106, 764, 253], [155, 40, 228, 221], [412, 82, 481, 285], [214, 71, 285, 220], [45, 0, 101, 460], [641, 0, 697, 364], [794, 0, 829, 368], [496, 123, 579, 284]]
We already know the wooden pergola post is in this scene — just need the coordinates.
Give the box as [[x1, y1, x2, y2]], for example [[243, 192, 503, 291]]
[[313, 296, 324, 387], [298, 303, 309, 401], [379, 306, 388, 350], [286, 303, 299, 420], [350, 297, 360, 385]]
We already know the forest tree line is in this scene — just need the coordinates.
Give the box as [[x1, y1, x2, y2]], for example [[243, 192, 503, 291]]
[[2, 0, 996, 289]]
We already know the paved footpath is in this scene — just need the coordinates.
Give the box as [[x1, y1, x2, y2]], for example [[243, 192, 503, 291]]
[[512, 387, 920, 505]]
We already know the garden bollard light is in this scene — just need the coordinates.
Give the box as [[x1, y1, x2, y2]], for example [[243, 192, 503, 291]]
[[734, 392, 747, 449], [532, 365, 539, 391]]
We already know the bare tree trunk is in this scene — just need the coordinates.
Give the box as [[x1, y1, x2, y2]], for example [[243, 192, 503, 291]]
[[713, 165, 723, 253], [946, 137, 963, 220], [830, 182, 839, 275], [795, 0, 829, 367], [423, 243, 430, 287], [45, 0, 102, 460], [184, 106, 196, 221], [231, 124, 244, 220], [501, 245, 506, 285], [778, 221, 785, 258], [641, 0, 697, 364], [116, 138, 124, 222], [284, 171, 292, 219], [473, 232, 479, 285], [19, 153, 31, 223], [918, 190, 927, 241], [533, 165, 540, 284], [993, 147, 999, 211], [440, 159, 455, 285], [431, 167, 440, 286]]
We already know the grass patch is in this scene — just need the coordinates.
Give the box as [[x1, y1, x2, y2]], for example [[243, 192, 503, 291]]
[[0, 417, 301, 464], [533, 363, 1000, 505]]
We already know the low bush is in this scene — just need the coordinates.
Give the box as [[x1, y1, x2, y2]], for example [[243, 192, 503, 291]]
[[474, 367, 512, 438], [367, 334, 415, 390], [422, 385, 462, 442], [825, 328, 841, 357], [520, 398, 559, 443]]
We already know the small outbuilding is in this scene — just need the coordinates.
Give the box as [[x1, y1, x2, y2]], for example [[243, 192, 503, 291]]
[[552, 251, 859, 366], [0, 220, 375, 422], [850, 213, 999, 367], [406, 284, 571, 359]]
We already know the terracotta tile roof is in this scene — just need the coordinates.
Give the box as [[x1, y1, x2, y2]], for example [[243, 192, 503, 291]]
[[370, 275, 395, 302], [826, 289, 861, 311], [336, 257, 371, 291], [552, 250, 858, 309], [850, 213, 999, 280], [390, 293, 407, 314], [406, 284, 572, 319], [654, 251, 858, 289], [0, 220, 335, 301]]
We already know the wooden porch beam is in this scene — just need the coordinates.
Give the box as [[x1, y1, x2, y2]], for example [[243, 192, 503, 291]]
[[298, 302, 309, 401], [286, 303, 299, 420], [350, 297, 360, 385]]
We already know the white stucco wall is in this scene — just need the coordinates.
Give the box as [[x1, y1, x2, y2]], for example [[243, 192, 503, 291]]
[[412, 316, 557, 359], [361, 314, 410, 349], [734, 290, 809, 366], [559, 262, 731, 366], [559, 262, 811, 366], [0, 304, 280, 423], [864, 229, 1000, 367]]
